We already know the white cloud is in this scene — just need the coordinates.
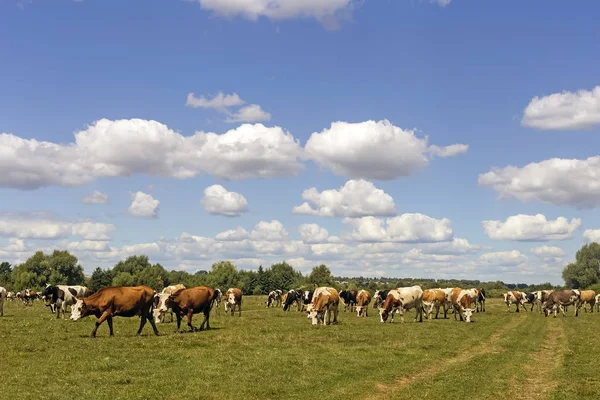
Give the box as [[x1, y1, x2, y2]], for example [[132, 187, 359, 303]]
[[249, 220, 288, 241], [186, 92, 244, 110], [478, 156, 600, 209], [225, 104, 271, 123], [522, 85, 600, 130], [482, 214, 581, 241], [419, 238, 481, 255], [477, 250, 529, 266], [65, 240, 110, 252], [128, 191, 160, 219], [433, 0, 452, 6], [0, 213, 114, 240], [531, 245, 566, 258], [343, 214, 453, 243], [215, 227, 250, 241], [292, 179, 396, 218], [201, 185, 249, 217], [428, 144, 469, 157], [194, 0, 355, 28], [0, 119, 303, 189], [81, 190, 109, 205], [304, 120, 466, 180], [583, 229, 600, 243], [298, 224, 330, 244]]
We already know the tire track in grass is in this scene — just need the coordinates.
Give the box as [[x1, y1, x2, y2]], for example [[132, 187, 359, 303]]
[[506, 320, 566, 399], [364, 316, 526, 400]]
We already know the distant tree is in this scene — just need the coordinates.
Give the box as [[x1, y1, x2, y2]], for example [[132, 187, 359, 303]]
[[112, 255, 152, 275], [563, 242, 600, 288], [112, 272, 135, 287], [308, 264, 334, 287], [12, 250, 83, 289], [89, 267, 113, 292], [47, 250, 85, 285], [0, 262, 12, 288], [208, 261, 240, 290]]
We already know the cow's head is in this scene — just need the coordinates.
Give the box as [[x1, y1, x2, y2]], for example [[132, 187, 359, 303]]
[[379, 307, 389, 323], [153, 294, 169, 323], [355, 306, 363, 317], [70, 299, 86, 321], [461, 307, 475, 323]]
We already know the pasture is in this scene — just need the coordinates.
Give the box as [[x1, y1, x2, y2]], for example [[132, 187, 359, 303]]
[[1, 297, 599, 400]]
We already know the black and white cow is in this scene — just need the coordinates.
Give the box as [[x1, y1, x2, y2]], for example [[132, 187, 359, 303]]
[[301, 290, 314, 311], [41, 285, 89, 319], [266, 290, 283, 308], [523, 292, 537, 311], [339, 290, 358, 312], [372, 290, 390, 309], [283, 289, 304, 311]]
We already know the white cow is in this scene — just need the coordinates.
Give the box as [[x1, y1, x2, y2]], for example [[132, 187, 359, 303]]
[[41, 285, 89, 319], [0, 286, 6, 317], [378, 286, 424, 323], [153, 284, 186, 323]]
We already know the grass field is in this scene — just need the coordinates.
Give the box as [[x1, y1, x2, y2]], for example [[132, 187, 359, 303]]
[[1, 296, 600, 400]]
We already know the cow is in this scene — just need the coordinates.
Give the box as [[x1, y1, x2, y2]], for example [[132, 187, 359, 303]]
[[307, 287, 339, 326], [535, 290, 554, 313], [379, 286, 424, 323], [152, 284, 187, 323], [266, 290, 283, 308], [0, 286, 6, 317], [504, 291, 528, 312], [579, 290, 596, 313], [421, 289, 447, 319], [41, 285, 90, 319], [282, 289, 303, 311], [224, 288, 242, 316], [164, 286, 219, 332], [301, 290, 314, 311], [70, 286, 159, 338], [544, 290, 581, 317], [372, 290, 389, 309], [355, 290, 372, 317], [522, 292, 537, 312], [476, 288, 486, 312], [7, 291, 15, 301], [450, 288, 476, 323], [18, 289, 36, 306], [339, 289, 358, 312]]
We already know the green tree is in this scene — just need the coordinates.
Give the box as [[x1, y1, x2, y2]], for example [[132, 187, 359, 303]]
[[112, 272, 135, 287], [208, 261, 240, 290], [562, 242, 600, 288], [0, 262, 12, 288], [113, 255, 152, 275], [47, 250, 85, 285], [270, 261, 301, 291], [12, 251, 51, 289], [89, 267, 114, 291], [308, 264, 334, 287]]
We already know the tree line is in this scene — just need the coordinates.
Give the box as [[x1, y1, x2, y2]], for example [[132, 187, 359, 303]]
[[4, 243, 600, 296]]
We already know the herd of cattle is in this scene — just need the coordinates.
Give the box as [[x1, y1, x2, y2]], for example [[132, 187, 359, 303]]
[[0, 284, 598, 337]]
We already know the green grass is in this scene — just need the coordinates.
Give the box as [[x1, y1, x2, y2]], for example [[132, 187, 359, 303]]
[[1, 297, 600, 400]]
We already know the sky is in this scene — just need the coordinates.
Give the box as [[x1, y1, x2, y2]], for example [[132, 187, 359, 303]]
[[1, 0, 599, 285]]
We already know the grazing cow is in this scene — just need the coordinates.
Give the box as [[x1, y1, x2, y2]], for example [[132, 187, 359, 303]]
[[535, 290, 554, 313], [41, 285, 90, 319], [0, 286, 6, 317], [544, 290, 581, 317], [224, 288, 242, 316], [372, 290, 389, 309], [307, 287, 339, 326], [301, 290, 314, 311], [451, 288, 476, 323], [421, 289, 447, 319], [355, 290, 372, 317], [339, 290, 358, 312], [379, 286, 424, 323], [18, 289, 36, 306], [266, 290, 283, 308], [504, 291, 528, 312], [282, 289, 303, 311], [579, 290, 596, 313], [152, 284, 187, 323], [523, 292, 537, 312], [70, 286, 159, 337], [7, 291, 15, 301], [165, 286, 219, 332]]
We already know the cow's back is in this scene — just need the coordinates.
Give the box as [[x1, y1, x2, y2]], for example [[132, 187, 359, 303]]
[[91, 286, 155, 316], [170, 286, 215, 310]]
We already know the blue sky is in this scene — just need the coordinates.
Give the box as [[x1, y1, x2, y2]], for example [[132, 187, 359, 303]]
[[1, 0, 599, 284]]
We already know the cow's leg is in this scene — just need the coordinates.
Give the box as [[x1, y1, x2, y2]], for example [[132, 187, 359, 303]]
[[200, 308, 210, 330], [136, 312, 149, 335], [147, 312, 159, 336], [575, 302, 580, 317], [323, 309, 329, 326], [91, 311, 111, 338], [187, 310, 195, 332], [175, 313, 183, 333], [106, 316, 114, 336], [238, 301, 242, 317]]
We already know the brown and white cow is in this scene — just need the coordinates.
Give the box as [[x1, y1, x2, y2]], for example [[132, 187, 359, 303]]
[[544, 290, 581, 317], [70, 286, 159, 338], [153, 284, 187, 323], [421, 289, 447, 320], [355, 289, 372, 317], [307, 287, 339, 325], [579, 290, 596, 313], [503, 291, 528, 312], [535, 290, 554, 313], [451, 288, 476, 323], [379, 286, 423, 323], [165, 286, 219, 332], [224, 288, 242, 316]]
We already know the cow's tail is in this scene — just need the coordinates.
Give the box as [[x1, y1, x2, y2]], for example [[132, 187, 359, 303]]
[[210, 289, 220, 311]]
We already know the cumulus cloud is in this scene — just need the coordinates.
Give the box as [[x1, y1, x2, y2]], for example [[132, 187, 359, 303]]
[[477, 250, 529, 266], [419, 238, 481, 255], [292, 179, 396, 218], [482, 214, 581, 241], [583, 229, 600, 243], [215, 227, 250, 241], [128, 191, 160, 219], [250, 220, 288, 241], [478, 156, 600, 209], [0, 119, 303, 190], [304, 120, 466, 180], [522, 85, 600, 130], [428, 144, 469, 158], [81, 190, 109, 205], [186, 92, 244, 110], [531, 245, 566, 258], [298, 224, 330, 244], [225, 104, 271, 123], [201, 185, 249, 217], [0, 213, 114, 240], [342, 213, 453, 243]]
